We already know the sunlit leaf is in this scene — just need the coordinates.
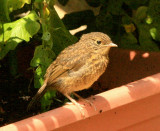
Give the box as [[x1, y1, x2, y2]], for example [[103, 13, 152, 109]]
[[30, 45, 55, 68], [138, 24, 159, 51], [150, 27, 160, 42], [0, 11, 40, 59], [146, 15, 153, 24], [150, 28, 157, 40]]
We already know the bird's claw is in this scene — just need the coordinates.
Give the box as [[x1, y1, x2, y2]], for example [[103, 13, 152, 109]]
[[65, 102, 85, 118], [82, 99, 97, 111]]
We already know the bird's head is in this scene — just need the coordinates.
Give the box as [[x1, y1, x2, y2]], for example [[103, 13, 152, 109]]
[[80, 32, 117, 55]]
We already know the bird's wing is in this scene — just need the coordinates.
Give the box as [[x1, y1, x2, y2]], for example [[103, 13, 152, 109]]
[[47, 61, 83, 86], [45, 63, 67, 84], [45, 44, 97, 80], [44, 43, 88, 84]]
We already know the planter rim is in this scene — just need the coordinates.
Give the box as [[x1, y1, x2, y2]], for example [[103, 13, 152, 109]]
[[1, 73, 160, 131]]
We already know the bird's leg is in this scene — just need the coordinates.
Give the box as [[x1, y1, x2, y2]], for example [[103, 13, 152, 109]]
[[64, 93, 85, 118], [73, 92, 96, 111]]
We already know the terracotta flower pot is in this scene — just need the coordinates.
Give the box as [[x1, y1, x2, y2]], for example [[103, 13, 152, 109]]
[[1, 48, 160, 131]]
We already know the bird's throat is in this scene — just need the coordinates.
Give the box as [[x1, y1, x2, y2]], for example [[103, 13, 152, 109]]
[[101, 46, 111, 56]]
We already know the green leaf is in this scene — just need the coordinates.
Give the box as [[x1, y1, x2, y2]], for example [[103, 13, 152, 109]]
[[124, 0, 148, 10], [30, 45, 55, 67], [41, 90, 56, 111], [8, 0, 31, 13], [138, 24, 159, 51], [0, 0, 10, 22], [135, 6, 148, 21], [107, 0, 124, 15], [42, 31, 51, 41], [49, 7, 77, 55], [146, 15, 153, 24], [51, 28, 77, 55], [150, 27, 160, 42], [120, 33, 140, 49], [150, 28, 157, 40], [0, 0, 31, 22], [34, 65, 46, 88], [31, 44, 55, 88], [0, 11, 40, 59]]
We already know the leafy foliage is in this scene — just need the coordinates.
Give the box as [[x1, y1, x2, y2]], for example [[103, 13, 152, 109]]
[[62, 0, 160, 51]]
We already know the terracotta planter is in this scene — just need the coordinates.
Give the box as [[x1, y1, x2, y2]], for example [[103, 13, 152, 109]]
[[1, 48, 160, 130]]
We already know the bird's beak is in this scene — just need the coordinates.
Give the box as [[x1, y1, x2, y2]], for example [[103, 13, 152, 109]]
[[108, 43, 118, 47]]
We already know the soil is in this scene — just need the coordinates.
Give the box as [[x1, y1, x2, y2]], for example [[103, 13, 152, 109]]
[[0, 67, 102, 127], [0, 43, 37, 126]]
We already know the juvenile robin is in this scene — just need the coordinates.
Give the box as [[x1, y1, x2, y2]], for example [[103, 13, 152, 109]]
[[27, 32, 117, 116]]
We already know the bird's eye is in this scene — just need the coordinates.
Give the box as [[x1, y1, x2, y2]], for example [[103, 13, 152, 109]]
[[97, 40, 101, 44]]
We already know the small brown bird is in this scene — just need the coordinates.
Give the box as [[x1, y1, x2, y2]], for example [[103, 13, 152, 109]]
[[27, 32, 117, 115]]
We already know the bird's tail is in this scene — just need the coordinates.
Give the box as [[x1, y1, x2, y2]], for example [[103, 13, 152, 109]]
[[27, 81, 48, 111]]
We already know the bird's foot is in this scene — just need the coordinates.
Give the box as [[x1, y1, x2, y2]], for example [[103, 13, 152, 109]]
[[73, 92, 97, 111], [81, 99, 96, 111], [73, 102, 85, 118], [64, 94, 86, 118]]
